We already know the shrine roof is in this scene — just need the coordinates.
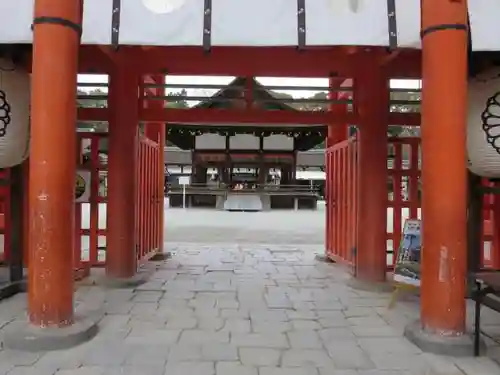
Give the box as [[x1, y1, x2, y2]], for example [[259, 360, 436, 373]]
[[167, 76, 325, 129]]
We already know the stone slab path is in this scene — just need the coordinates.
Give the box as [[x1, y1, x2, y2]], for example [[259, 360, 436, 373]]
[[0, 243, 499, 374]]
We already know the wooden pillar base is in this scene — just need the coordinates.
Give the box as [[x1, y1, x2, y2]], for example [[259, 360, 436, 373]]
[[3, 315, 98, 352], [404, 320, 483, 357]]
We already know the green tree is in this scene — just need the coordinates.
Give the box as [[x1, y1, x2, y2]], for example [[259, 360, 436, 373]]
[[77, 88, 190, 133], [389, 90, 421, 138], [77, 88, 108, 132], [166, 89, 189, 108]]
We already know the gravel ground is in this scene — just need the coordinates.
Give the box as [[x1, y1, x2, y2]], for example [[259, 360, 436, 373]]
[[164, 205, 326, 245]]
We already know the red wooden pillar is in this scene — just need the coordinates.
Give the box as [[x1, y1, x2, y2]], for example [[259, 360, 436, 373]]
[[106, 66, 140, 279], [420, 0, 468, 336], [27, 0, 80, 327], [354, 69, 389, 283], [144, 75, 165, 254]]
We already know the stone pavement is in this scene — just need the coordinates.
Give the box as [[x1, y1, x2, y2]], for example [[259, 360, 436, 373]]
[[0, 243, 499, 374]]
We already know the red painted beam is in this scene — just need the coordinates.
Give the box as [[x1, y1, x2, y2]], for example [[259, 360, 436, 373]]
[[79, 46, 114, 73], [79, 46, 421, 78], [142, 74, 161, 99], [78, 107, 420, 126]]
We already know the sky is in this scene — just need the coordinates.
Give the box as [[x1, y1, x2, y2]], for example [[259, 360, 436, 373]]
[[77, 74, 421, 99]]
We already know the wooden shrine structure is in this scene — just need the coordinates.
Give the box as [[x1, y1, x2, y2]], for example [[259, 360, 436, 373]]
[[166, 77, 323, 210], [0, 0, 499, 358]]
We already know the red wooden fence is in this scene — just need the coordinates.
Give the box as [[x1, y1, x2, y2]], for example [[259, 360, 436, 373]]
[[136, 135, 163, 265], [0, 168, 10, 264], [481, 179, 500, 269], [74, 132, 163, 268], [76, 133, 107, 271], [325, 138, 358, 266], [386, 138, 421, 268]]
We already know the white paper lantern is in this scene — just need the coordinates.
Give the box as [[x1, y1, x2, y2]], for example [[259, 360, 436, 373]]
[[467, 67, 500, 177], [0, 58, 30, 168]]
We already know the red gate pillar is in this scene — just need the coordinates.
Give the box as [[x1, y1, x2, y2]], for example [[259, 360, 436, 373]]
[[405, 0, 470, 355], [4, 0, 98, 351], [352, 69, 389, 286], [106, 66, 141, 282]]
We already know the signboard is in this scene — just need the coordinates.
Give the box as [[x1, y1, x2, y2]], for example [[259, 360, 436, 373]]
[[178, 176, 190, 185], [75, 170, 91, 203], [178, 176, 190, 209], [393, 219, 422, 287]]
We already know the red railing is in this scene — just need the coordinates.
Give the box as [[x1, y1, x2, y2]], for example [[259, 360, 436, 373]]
[[481, 179, 500, 269], [136, 135, 162, 264], [386, 138, 421, 268], [325, 136, 500, 271], [326, 137, 421, 269], [325, 138, 358, 267], [76, 133, 107, 274], [0, 168, 11, 264], [75, 132, 163, 268]]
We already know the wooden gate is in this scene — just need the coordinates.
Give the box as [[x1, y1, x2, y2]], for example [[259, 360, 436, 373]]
[[76, 133, 108, 270], [325, 138, 358, 266], [325, 137, 421, 270], [386, 138, 421, 268], [136, 135, 163, 264], [76, 132, 163, 268]]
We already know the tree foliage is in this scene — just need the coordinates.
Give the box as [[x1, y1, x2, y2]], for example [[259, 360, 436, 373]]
[[77, 88, 108, 132], [76, 88, 190, 133], [76, 86, 421, 150], [269, 90, 421, 149]]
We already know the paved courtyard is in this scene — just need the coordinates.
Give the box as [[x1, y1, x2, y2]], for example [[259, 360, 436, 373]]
[[0, 208, 499, 374]]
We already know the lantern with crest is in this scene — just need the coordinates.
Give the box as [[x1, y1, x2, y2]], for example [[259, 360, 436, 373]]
[[467, 67, 500, 177], [0, 57, 30, 168]]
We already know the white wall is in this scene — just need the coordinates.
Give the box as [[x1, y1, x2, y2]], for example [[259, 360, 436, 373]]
[[195, 134, 225, 149]]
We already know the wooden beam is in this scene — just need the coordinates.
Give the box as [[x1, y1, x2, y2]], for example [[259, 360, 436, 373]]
[[78, 107, 420, 126], [78, 46, 421, 78], [379, 50, 402, 66], [79, 46, 114, 73]]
